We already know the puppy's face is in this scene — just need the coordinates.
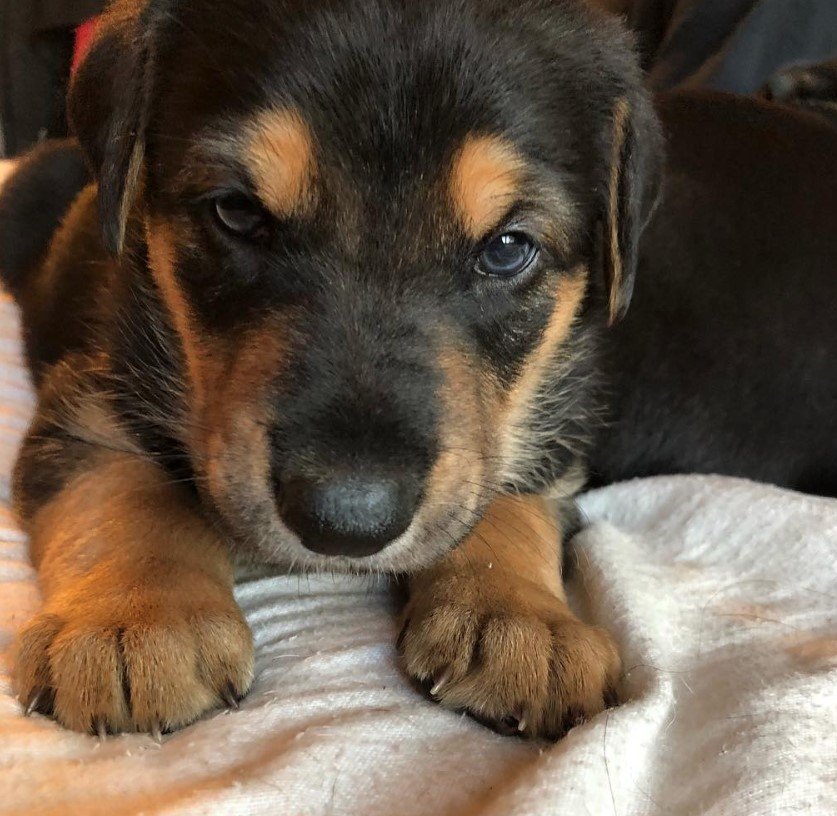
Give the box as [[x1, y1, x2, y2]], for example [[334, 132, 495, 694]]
[[70, 0, 660, 572]]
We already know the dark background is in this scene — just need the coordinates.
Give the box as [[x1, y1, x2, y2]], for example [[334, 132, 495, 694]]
[[0, 0, 102, 156], [1, 0, 836, 157]]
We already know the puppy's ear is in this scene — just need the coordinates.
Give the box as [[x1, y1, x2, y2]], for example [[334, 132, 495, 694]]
[[68, 5, 159, 254], [602, 96, 663, 324]]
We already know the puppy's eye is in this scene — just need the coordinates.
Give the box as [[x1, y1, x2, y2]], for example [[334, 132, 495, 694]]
[[213, 192, 269, 239], [477, 232, 539, 278]]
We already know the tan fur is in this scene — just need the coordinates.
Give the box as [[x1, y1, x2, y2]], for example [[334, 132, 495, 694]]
[[607, 99, 630, 324], [202, 315, 294, 526], [147, 220, 293, 424], [145, 222, 207, 400], [15, 452, 253, 733], [390, 340, 491, 571], [116, 139, 146, 253], [400, 493, 621, 737], [247, 108, 316, 217], [64, 392, 142, 456], [450, 135, 525, 239], [498, 266, 589, 482], [146, 218, 298, 557]]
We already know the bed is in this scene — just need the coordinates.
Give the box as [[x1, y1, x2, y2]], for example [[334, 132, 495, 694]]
[[0, 161, 834, 815]]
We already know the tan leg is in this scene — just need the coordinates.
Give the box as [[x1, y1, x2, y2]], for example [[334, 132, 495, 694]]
[[14, 452, 253, 735], [399, 494, 620, 738]]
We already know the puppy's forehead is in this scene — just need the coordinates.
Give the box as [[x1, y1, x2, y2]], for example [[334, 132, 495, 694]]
[[237, 112, 541, 245], [155, 0, 623, 244]]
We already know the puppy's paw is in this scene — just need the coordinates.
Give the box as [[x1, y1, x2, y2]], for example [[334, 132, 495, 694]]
[[398, 575, 620, 739], [15, 577, 254, 736]]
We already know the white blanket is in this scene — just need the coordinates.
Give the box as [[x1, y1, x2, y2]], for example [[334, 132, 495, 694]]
[[0, 186, 835, 814]]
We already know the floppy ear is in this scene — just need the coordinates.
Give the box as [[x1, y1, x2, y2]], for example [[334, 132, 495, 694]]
[[68, 6, 157, 255], [602, 96, 663, 324]]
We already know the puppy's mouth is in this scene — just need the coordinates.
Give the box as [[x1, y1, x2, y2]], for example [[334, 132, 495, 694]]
[[202, 462, 491, 576], [208, 442, 492, 574]]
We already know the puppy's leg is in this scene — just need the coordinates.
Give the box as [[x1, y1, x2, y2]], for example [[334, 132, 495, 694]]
[[399, 494, 619, 738], [14, 446, 253, 735]]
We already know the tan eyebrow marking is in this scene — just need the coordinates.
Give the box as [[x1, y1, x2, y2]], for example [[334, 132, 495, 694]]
[[245, 108, 316, 216], [450, 135, 525, 239]]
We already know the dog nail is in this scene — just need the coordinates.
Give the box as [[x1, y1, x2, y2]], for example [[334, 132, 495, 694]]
[[150, 721, 163, 743], [221, 683, 240, 710], [517, 714, 528, 733], [430, 669, 451, 697], [94, 717, 108, 740], [498, 715, 522, 735], [23, 691, 41, 717]]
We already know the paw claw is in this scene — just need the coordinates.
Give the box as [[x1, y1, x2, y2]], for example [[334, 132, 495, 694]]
[[400, 585, 621, 740], [495, 713, 528, 737], [22, 691, 41, 717], [22, 688, 54, 717], [15, 592, 254, 736], [220, 682, 240, 710], [500, 715, 519, 732], [430, 669, 451, 698], [93, 717, 108, 740]]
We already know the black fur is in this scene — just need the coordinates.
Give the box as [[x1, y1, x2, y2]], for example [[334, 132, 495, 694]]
[[3, 0, 836, 743], [1, 0, 660, 570], [0, 140, 89, 299], [591, 92, 837, 497]]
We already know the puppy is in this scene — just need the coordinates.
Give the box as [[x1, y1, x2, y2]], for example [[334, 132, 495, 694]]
[[0, 0, 661, 738]]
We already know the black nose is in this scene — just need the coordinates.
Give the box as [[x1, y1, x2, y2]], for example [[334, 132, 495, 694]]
[[279, 472, 421, 557]]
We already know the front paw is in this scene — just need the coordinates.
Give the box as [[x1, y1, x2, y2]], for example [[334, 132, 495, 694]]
[[398, 575, 620, 739], [15, 577, 254, 735]]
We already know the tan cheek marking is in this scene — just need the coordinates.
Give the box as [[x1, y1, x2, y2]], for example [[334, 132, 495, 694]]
[[146, 220, 238, 420], [246, 108, 315, 217], [145, 220, 292, 521], [450, 135, 524, 239], [421, 341, 487, 523], [204, 318, 293, 511], [402, 330, 504, 571], [505, 268, 588, 413], [146, 220, 201, 379], [498, 267, 589, 477]]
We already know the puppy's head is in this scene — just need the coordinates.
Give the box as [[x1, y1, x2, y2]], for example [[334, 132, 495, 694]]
[[69, 0, 661, 572]]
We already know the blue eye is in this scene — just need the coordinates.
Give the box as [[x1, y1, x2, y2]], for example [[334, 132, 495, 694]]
[[477, 232, 539, 277]]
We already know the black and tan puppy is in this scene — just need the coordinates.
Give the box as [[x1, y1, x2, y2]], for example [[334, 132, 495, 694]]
[[0, 0, 661, 738]]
